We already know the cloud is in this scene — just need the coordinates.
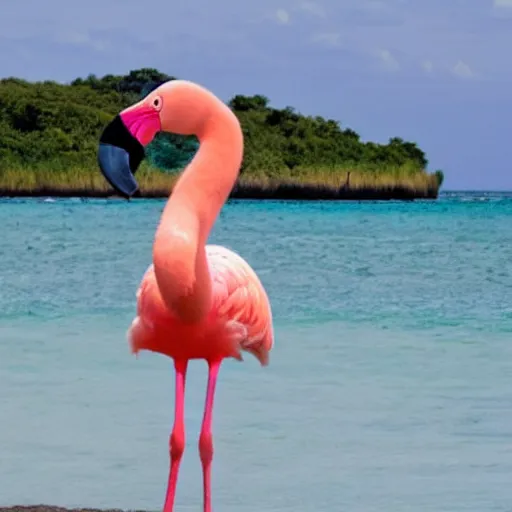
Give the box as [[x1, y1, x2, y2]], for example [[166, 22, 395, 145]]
[[494, 0, 512, 7], [422, 60, 433, 74], [275, 8, 290, 24], [376, 48, 400, 71], [452, 60, 474, 79], [54, 30, 110, 52], [0, 0, 510, 87], [492, 0, 512, 18]]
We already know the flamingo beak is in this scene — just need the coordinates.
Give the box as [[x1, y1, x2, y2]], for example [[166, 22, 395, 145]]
[[97, 105, 161, 198]]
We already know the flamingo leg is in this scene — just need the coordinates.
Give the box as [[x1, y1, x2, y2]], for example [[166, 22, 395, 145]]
[[163, 359, 188, 512], [199, 359, 221, 512]]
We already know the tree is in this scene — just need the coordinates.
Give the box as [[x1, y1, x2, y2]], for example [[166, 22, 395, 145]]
[[0, 68, 440, 180]]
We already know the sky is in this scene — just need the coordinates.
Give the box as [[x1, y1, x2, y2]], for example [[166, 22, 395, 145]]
[[1, 0, 512, 190]]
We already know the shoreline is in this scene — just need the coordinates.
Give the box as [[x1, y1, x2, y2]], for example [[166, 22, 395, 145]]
[[0, 182, 439, 201]]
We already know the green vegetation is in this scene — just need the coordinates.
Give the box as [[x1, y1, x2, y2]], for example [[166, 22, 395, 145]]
[[0, 68, 443, 199]]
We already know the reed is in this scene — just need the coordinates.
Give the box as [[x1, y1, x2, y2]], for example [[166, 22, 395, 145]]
[[0, 162, 439, 200]]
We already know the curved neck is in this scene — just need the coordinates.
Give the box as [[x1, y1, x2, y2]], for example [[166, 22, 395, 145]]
[[152, 102, 243, 323]]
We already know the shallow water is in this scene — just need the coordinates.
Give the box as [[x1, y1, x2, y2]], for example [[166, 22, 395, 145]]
[[1, 192, 512, 511]]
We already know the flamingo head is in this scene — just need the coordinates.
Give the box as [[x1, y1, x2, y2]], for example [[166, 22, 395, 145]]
[[98, 79, 222, 198], [97, 87, 164, 198]]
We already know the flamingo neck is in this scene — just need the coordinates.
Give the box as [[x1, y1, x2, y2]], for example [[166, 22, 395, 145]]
[[152, 102, 243, 323]]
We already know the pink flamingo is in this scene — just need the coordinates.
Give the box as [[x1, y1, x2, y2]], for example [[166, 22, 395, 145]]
[[97, 80, 275, 512]]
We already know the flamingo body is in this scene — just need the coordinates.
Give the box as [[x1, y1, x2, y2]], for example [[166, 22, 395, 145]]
[[129, 244, 274, 365], [96, 80, 275, 512]]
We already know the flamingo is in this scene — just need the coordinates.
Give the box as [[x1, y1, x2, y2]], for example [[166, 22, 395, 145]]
[[97, 80, 275, 512]]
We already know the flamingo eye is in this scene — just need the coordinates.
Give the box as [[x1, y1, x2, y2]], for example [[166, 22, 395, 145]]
[[152, 96, 162, 111]]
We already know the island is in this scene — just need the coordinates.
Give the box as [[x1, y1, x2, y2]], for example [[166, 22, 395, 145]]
[[0, 68, 444, 200]]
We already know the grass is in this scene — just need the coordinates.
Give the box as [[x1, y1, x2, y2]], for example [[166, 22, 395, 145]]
[[0, 161, 440, 200]]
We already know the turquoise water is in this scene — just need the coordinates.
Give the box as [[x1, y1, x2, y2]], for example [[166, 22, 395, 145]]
[[1, 192, 512, 511]]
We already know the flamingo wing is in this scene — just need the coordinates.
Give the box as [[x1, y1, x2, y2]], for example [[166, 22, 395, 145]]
[[207, 245, 274, 365]]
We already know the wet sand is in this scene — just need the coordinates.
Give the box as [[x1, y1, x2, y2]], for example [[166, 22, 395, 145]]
[[0, 508, 148, 512]]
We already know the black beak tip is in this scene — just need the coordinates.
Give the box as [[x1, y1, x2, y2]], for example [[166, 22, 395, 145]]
[[97, 114, 146, 199], [98, 143, 140, 198]]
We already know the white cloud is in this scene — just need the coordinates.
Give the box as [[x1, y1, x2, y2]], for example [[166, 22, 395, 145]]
[[494, 0, 512, 7], [275, 8, 290, 24], [492, 0, 512, 17], [376, 48, 399, 71], [422, 60, 433, 74], [452, 60, 473, 78], [54, 30, 108, 51], [311, 32, 340, 46]]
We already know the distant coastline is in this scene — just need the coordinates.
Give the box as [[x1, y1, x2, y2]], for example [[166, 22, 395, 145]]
[[0, 507, 123, 512], [0, 185, 438, 200], [0, 68, 444, 201], [0, 166, 439, 200]]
